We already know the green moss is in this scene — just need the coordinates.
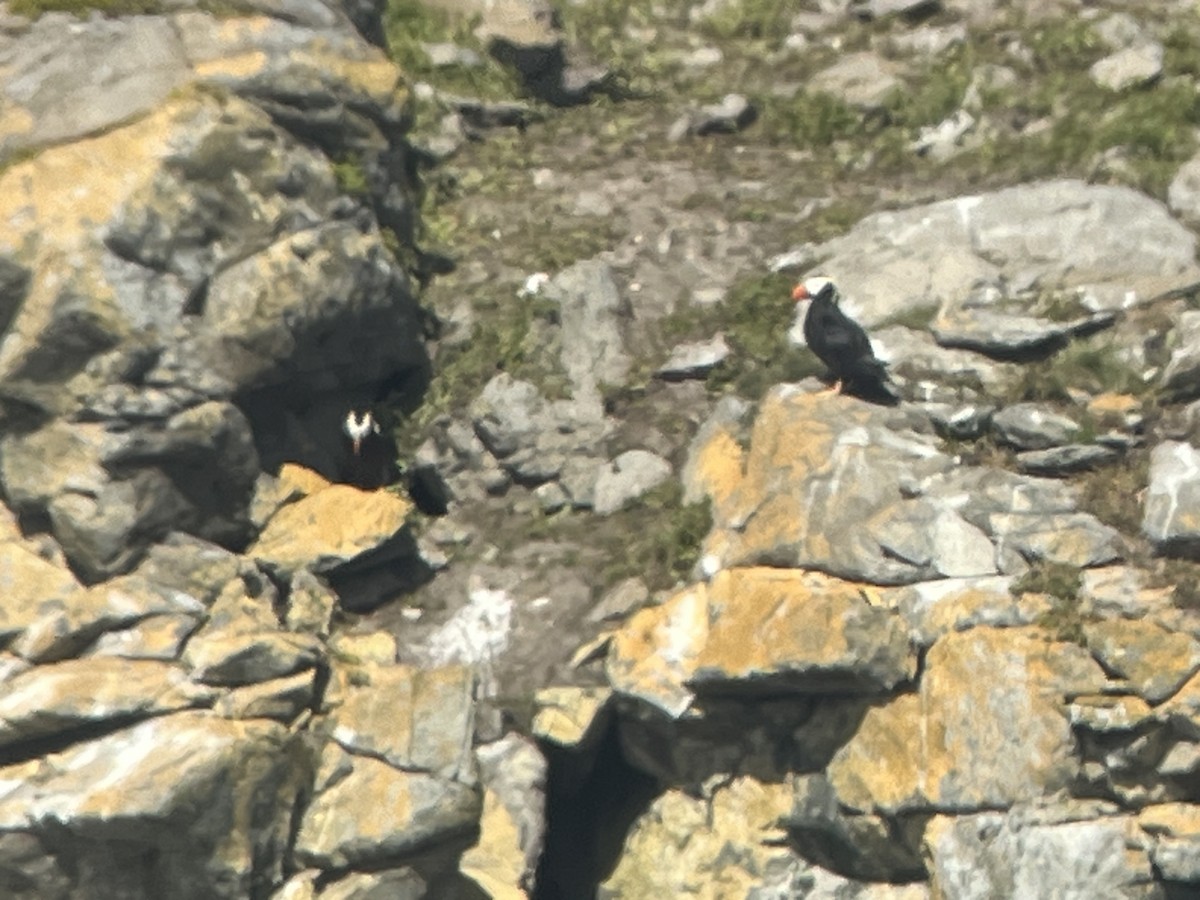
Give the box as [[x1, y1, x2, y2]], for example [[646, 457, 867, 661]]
[[382, 0, 519, 99], [754, 90, 862, 149], [1075, 449, 1150, 536], [698, 0, 792, 42], [599, 481, 713, 591], [9, 0, 161, 16], [331, 158, 371, 198], [1014, 560, 1086, 644], [885, 44, 976, 132], [1002, 337, 1151, 404]]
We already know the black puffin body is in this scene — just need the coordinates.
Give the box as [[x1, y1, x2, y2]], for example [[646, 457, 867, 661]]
[[793, 276, 897, 404], [342, 410, 397, 489]]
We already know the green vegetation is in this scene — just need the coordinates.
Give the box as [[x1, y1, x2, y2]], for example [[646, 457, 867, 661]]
[[331, 157, 371, 198], [9, 0, 161, 16], [754, 91, 862, 149], [383, 0, 519, 99], [698, 0, 793, 43], [599, 481, 713, 591], [1075, 449, 1150, 536], [1001, 337, 1151, 404], [1013, 559, 1087, 644], [1157, 558, 1200, 612]]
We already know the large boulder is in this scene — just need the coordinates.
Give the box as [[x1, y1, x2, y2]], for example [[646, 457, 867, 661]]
[[0, 87, 424, 579], [687, 387, 1121, 585], [776, 179, 1200, 326], [0, 711, 311, 900]]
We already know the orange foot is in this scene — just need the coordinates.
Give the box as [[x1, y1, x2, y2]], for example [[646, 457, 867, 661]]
[[818, 380, 843, 395]]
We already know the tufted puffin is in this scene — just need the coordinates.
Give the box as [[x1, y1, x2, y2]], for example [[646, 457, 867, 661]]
[[792, 276, 898, 405]]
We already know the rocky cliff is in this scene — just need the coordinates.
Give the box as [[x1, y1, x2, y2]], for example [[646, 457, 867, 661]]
[[3, 0, 1200, 897]]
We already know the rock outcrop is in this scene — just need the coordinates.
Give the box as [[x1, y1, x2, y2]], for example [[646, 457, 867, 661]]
[[5, 0, 1200, 897]]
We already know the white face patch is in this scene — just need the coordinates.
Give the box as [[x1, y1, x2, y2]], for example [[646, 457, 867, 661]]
[[803, 275, 835, 298], [343, 411, 379, 442]]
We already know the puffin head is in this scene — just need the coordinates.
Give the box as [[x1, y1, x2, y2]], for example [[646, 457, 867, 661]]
[[343, 410, 380, 456], [791, 275, 838, 304]]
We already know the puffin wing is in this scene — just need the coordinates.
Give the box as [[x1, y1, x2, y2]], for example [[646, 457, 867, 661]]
[[806, 303, 878, 375]]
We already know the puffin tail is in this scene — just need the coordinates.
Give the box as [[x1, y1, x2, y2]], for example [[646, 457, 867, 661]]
[[849, 362, 901, 406]]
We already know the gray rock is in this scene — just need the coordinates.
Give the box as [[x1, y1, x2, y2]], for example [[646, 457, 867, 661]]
[[778, 180, 1200, 328], [893, 575, 1042, 647], [184, 629, 324, 687], [909, 109, 976, 160], [871, 501, 998, 579], [0, 712, 307, 899], [294, 749, 480, 869], [0, 15, 188, 164], [465, 734, 547, 892], [543, 260, 630, 409], [1151, 835, 1200, 883], [214, 670, 318, 723], [933, 281, 1117, 358], [889, 23, 967, 57], [1093, 12, 1147, 50], [671, 93, 758, 140], [923, 402, 995, 440], [809, 52, 901, 109], [991, 403, 1081, 450], [654, 333, 731, 380], [315, 869, 428, 900], [850, 0, 941, 18], [1090, 42, 1163, 91], [4, 402, 259, 582], [470, 374, 612, 484], [1143, 441, 1200, 552], [534, 480, 569, 512], [587, 576, 652, 624], [926, 809, 1153, 899], [1168, 154, 1200, 227], [592, 450, 673, 515], [1015, 444, 1120, 476], [0, 658, 213, 750], [1161, 310, 1200, 399], [871, 326, 1012, 397]]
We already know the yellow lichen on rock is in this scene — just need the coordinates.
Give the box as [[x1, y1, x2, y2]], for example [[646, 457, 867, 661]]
[[686, 425, 745, 510], [601, 777, 795, 899], [251, 477, 413, 576], [460, 790, 529, 900], [606, 581, 710, 718], [829, 627, 1107, 813]]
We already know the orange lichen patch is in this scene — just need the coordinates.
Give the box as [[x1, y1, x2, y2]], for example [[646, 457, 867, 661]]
[[1138, 803, 1200, 838], [277, 463, 333, 498], [1087, 392, 1139, 423], [687, 426, 745, 516], [300, 49, 404, 98], [829, 627, 1106, 814], [605, 581, 710, 718], [828, 693, 927, 813], [194, 51, 268, 80], [1084, 619, 1200, 705], [251, 482, 412, 575], [695, 567, 912, 687]]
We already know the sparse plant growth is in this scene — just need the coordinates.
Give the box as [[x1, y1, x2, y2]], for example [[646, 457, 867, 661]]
[[1157, 558, 1200, 612], [600, 481, 713, 591], [9, 0, 161, 16], [1075, 450, 1150, 537], [1001, 337, 1152, 405], [1014, 560, 1086, 644]]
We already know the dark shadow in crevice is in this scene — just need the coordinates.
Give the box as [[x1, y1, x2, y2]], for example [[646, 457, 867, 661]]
[[532, 719, 659, 900]]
